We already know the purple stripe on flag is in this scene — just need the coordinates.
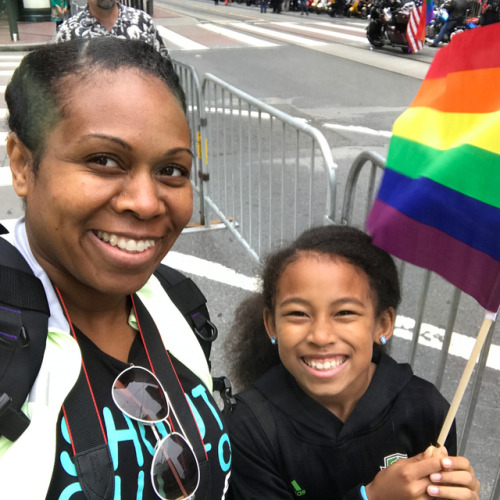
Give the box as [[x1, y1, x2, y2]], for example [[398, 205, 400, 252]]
[[377, 168, 500, 260], [367, 200, 500, 312]]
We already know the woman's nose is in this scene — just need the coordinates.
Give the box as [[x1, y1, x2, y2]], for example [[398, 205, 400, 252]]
[[113, 170, 166, 219]]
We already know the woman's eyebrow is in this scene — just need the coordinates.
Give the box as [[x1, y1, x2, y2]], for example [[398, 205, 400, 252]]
[[77, 136, 194, 158], [79, 134, 132, 150], [165, 147, 194, 158]]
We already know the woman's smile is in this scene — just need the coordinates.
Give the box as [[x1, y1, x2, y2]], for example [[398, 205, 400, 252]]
[[18, 68, 193, 298]]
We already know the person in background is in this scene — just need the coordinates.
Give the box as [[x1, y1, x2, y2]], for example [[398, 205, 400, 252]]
[[224, 224, 480, 500], [261, 0, 269, 13], [0, 37, 231, 499], [479, 0, 500, 25], [55, 0, 169, 59], [429, 0, 468, 46], [51, 0, 69, 30], [299, 0, 309, 14]]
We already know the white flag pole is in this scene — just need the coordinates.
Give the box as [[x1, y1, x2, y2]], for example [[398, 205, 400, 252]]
[[436, 310, 497, 447]]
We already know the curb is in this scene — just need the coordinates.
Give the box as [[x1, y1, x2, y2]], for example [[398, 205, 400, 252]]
[[0, 42, 48, 51]]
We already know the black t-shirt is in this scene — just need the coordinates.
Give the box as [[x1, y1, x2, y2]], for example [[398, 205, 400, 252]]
[[46, 327, 231, 500]]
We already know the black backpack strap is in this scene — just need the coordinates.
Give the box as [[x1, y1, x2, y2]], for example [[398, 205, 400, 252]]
[[234, 388, 279, 459], [62, 366, 114, 500], [154, 264, 218, 364], [0, 236, 50, 442]]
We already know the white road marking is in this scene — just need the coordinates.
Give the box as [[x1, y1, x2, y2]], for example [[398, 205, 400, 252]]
[[157, 25, 209, 50], [274, 21, 369, 43], [232, 22, 328, 46], [324, 123, 393, 137], [200, 23, 279, 47]]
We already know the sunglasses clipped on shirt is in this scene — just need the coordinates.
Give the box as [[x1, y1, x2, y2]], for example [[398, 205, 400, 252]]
[[112, 365, 200, 500]]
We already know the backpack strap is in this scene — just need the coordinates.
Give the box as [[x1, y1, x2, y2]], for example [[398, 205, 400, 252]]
[[0, 235, 50, 442], [154, 264, 218, 365], [234, 387, 279, 459], [234, 388, 291, 488]]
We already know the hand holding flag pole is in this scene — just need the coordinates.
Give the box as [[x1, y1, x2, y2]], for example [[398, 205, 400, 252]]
[[366, 24, 500, 446]]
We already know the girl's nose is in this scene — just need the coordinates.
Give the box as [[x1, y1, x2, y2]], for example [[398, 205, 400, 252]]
[[307, 318, 337, 346]]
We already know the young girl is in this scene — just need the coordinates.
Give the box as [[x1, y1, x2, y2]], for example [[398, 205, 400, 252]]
[[224, 224, 480, 500]]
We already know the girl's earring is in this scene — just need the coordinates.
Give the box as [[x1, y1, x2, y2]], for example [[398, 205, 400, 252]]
[[270, 336, 277, 345], [380, 336, 387, 345]]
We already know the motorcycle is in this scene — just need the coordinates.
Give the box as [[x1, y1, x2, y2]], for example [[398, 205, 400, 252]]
[[366, 0, 414, 53]]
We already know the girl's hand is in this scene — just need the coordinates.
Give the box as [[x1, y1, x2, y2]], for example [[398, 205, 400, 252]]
[[364, 446, 480, 500], [427, 454, 480, 499], [364, 447, 445, 500]]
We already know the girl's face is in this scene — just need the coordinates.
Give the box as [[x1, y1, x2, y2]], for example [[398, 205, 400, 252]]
[[10, 68, 193, 299], [264, 253, 394, 421]]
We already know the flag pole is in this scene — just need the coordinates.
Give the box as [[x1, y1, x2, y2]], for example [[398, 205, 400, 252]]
[[436, 310, 497, 447]]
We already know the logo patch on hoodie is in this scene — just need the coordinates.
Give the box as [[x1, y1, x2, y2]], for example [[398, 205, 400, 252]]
[[380, 453, 408, 470]]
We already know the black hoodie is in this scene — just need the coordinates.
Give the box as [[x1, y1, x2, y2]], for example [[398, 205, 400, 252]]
[[226, 352, 456, 500]]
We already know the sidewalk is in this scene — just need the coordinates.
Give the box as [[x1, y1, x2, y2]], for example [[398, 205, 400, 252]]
[[0, 16, 55, 51]]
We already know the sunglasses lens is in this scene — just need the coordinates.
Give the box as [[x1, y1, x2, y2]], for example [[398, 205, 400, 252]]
[[113, 367, 169, 422], [152, 433, 200, 500]]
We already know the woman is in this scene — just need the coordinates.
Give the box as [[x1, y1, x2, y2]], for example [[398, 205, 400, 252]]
[[0, 38, 231, 499], [224, 225, 480, 500]]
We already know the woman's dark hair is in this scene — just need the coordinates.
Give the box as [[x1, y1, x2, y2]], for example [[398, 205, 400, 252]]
[[226, 224, 401, 390], [5, 37, 186, 173]]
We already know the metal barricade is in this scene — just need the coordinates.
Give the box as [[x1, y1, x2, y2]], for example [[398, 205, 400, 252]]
[[199, 73, 337, 262], [171, 59, 208, 226], [341, 150, 500, 499]]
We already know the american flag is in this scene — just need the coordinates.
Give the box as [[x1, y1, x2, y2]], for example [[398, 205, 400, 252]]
[[406, 0, 427, 53]]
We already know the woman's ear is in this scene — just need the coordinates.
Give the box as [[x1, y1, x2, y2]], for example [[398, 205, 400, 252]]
[[263, 308, 277, 342], [375, 307, 396, 344], [7, 133, 34, 197]]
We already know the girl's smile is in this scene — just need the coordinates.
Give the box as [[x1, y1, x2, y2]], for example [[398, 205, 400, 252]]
[[265, 253, 394, 421]]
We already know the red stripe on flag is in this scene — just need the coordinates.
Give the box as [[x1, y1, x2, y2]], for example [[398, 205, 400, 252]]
[[406, 0, 426, 53], [425, 24, 500, 78]]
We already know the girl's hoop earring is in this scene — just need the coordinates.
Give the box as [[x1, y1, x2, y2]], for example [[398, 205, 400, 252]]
[[380, 336, 387, 345], [270, 336, 277, 345]]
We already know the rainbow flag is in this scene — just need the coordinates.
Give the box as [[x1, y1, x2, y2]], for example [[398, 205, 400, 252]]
[[366, 24, 500, 313]]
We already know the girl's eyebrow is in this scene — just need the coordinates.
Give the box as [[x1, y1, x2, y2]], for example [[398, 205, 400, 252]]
[[279, 297, 365, 307]]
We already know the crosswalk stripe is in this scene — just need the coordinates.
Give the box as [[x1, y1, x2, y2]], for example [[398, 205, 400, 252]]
[[200, 23, 278, 47], [274, 21, 368, 43], [0, 70, 14, 76], [232, 21, 328, 46], [316, 21, 367, 33], [157, 25, 209, 50], [0, 54, 25, 59], [0, 62, 21, 68]]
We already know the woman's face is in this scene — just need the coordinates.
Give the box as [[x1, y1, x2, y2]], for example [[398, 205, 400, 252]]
[[13, 68, 193, 298], [264, 254, 394, 421]]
